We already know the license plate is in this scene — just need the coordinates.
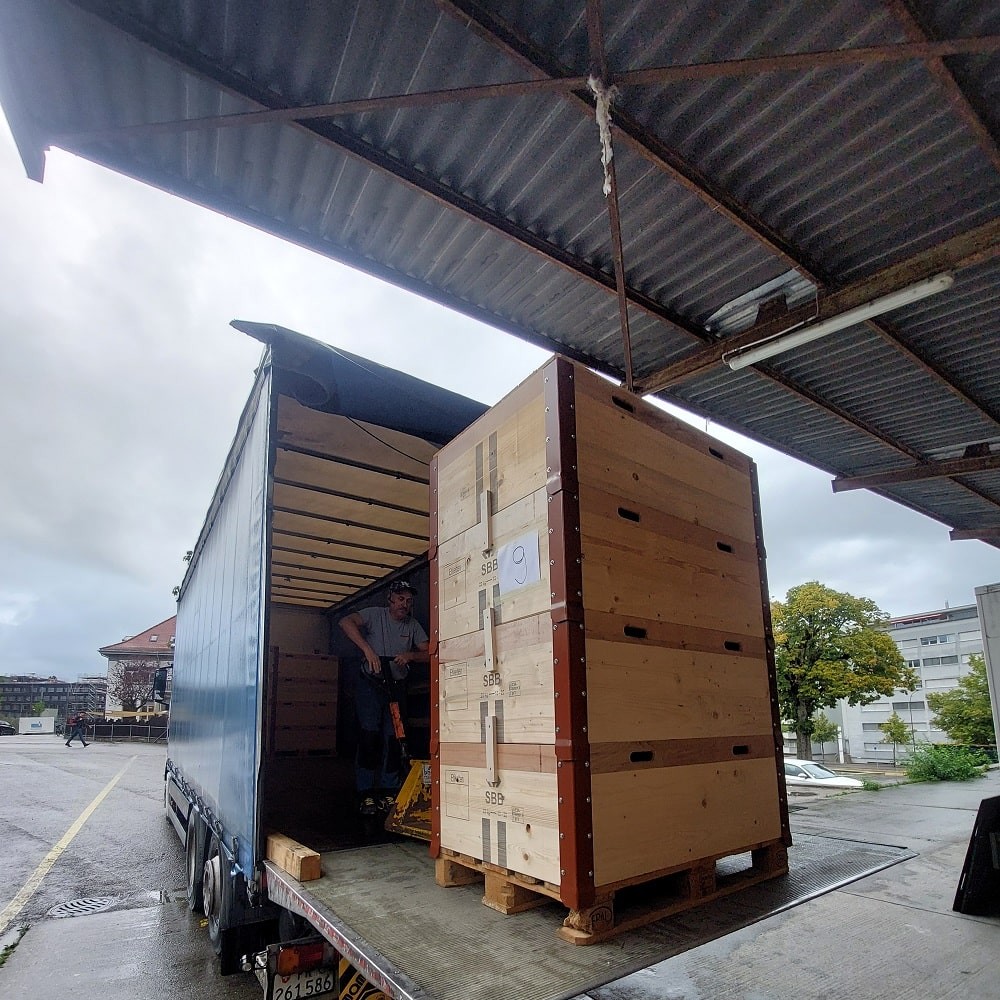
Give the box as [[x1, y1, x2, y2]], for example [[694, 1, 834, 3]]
[[271, 968, 337, 1000]]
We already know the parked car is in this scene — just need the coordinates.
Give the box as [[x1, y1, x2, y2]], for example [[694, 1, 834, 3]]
[[0, 721, 15, 736], [783, 759, 864, 789]]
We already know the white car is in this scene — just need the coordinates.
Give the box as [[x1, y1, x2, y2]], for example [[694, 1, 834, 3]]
[[783, 759, 864, 789]]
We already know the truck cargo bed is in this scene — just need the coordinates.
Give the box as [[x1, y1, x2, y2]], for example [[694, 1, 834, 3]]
[[264, 834, 914, 1000]]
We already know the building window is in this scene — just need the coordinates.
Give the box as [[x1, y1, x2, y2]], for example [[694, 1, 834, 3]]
[[149, 635, 158, 642], [923, 656, 941, 666], [920, 634, 955, 646], [862, 723, 882, 732], [959, 630, 982, 642], [938, 655, 959, 665], [893, 701, 925, 711]]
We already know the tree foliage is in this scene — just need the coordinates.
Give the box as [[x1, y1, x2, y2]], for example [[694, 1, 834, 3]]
[[879, 712, 911, 765], [107, 659, 156, 714], [772, 582, 918, 759], [926, 654, 996, 746], [811, 715, 839, 756]]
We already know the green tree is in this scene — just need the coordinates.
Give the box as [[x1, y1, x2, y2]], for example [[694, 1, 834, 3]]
[[772, 582, 919, 759], [926, 654, 996, 747], [811, 714, 839, 760], [879, 712, 911, 766], [30, 699, 46, 716]]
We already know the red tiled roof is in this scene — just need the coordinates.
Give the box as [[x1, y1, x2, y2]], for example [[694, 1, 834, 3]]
[[99, 615, 176, 656]]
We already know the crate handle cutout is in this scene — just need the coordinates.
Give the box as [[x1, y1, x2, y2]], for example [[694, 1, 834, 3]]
[[485, 715, 500, 787], [611, 395, 635, 413], [732, 745, 750, 756], [724, 640, 742, 652], [709, 446, 725, 460], [618, 506, 641, 523], [629, 750, 654, 763], [716, 541, 734, 553], [624, 625, 647, 639]]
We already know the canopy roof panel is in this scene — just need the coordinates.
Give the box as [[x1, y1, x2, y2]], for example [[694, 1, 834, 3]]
[[1, 0, 998, 545]]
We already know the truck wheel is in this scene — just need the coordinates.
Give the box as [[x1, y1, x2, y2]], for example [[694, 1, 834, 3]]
[[203, 834, 234, 956], [185, 816, 204, 913]]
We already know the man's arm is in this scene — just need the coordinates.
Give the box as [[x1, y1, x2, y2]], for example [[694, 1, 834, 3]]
[[391, 640, 430, 668], [339, 612, 382, 674]]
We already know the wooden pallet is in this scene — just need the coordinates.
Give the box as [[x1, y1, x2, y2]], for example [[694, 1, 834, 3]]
[[436, 840, 789, 945]]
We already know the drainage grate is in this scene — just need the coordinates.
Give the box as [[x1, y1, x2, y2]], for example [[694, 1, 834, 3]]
[[47, 896, 118, 918]]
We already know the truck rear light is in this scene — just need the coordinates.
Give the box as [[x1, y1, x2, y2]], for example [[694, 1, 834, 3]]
[[275, 940, 327, 976]]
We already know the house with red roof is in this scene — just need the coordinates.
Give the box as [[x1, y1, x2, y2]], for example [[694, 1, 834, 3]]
[[98, 616, 175, 716]]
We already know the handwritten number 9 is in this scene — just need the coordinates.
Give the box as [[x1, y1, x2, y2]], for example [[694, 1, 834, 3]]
[[512, 544, 527, 584]]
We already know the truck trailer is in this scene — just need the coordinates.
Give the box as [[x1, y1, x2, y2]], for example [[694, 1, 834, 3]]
[[165, 321, 789, 1000]]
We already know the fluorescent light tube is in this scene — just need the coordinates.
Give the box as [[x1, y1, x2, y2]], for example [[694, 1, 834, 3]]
[[726, 272, 955, 371]]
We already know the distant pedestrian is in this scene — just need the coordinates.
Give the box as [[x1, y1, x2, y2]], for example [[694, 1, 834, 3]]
[[65, 714, 89, 747]]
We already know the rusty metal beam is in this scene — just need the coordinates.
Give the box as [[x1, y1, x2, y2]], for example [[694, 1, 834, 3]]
[[950, 526, 1000, 541], [833, 452, 1000, 492], [886, 0, 1000, 172], [53, 34, 1000, 145], [638, 218, 1000, 393]]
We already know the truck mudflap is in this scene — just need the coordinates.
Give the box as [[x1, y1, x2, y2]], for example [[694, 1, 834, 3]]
[[263, 861, 429, 1000]]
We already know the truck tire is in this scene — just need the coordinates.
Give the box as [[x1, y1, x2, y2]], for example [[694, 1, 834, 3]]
[[185, 816, 205, 913], [203, 833, 234, 956]]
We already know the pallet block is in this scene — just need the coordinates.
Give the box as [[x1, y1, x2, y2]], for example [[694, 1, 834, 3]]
[[429, 357, 790, 918]]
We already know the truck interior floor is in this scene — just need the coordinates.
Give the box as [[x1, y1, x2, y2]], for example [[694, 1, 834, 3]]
[[282, 833, 915, 1000]]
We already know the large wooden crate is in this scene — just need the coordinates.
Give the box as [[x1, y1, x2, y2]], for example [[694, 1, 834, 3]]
[[268, 650, 339, 755], [429, 357, 789, 932]]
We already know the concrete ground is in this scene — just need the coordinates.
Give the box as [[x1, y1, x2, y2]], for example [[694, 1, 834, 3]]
[[1, 742, 997, 1000]]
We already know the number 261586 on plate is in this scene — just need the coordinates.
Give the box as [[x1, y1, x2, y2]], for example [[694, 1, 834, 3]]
[[272, 968, 337, 1000]]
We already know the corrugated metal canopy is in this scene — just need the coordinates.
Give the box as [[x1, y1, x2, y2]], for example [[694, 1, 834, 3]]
[[1, 0, 998, 546]]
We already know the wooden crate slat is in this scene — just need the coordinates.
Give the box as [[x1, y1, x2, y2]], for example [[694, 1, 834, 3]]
[[583, 641, 774, 744], [590, 758, 784, 886]]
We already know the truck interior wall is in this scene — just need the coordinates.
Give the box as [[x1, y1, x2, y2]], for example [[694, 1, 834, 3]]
[[261, 557, 433, 852]]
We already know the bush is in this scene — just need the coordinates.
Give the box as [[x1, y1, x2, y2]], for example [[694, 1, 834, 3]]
[[861, 779, 881, 791], [904, 743, 990, 782]]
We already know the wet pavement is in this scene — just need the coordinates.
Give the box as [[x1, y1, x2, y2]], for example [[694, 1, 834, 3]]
[[1, 734, 997, 999]]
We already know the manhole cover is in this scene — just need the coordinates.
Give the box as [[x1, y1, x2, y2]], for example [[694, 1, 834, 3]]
[[47, 896, 118, 918]]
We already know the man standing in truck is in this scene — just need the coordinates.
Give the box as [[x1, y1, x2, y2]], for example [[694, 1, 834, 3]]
[[339, 580, 430, 816]]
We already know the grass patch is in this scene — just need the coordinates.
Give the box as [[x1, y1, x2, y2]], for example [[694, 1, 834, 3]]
[[0, 926, 26, 969]]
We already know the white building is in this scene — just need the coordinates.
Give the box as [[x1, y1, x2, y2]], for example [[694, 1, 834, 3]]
[[837, 603, 984, 763]]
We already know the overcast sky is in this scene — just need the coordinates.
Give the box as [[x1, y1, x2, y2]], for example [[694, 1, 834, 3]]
[[1, 113, 997, 682]]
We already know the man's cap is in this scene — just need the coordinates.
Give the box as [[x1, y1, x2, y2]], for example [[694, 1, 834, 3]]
[[388, 579, 417, 596]]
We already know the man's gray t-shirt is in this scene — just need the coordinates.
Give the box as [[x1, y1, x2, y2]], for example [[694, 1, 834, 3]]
[[358, 606, 428, 679]]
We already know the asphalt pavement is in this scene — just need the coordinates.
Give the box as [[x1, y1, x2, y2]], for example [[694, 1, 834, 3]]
[[1, 734, 997, 1000]]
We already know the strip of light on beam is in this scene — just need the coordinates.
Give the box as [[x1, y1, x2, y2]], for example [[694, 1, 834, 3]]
[[725, 273, 955, 371]]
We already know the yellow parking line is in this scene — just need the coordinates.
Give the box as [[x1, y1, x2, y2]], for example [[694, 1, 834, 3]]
[[0, 755, 137, 937]]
